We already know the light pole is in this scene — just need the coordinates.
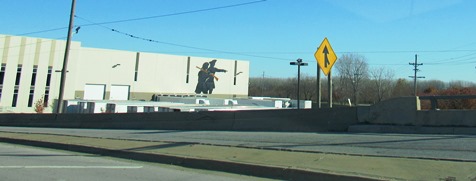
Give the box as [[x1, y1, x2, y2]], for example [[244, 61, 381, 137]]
[[290, 58, 308, 109]]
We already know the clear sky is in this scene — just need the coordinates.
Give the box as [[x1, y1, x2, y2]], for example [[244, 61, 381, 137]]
[[1, 0, 475, 83]]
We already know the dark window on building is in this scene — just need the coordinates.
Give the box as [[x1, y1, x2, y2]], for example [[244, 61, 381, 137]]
[[45, 66, 52, 87], [0, 88, 2, 101], [43, 89, 49, 107], [135, 52, 140, 81], [186, 57, 190, 83], [234, 60, 238, 85], [12, 89, 18, 107], [31, 66, 38, 86], [15, 65, 22, 86], [44, 67, 52, 107], [28, 89, 34, 107], [0, 64, 6, 85]]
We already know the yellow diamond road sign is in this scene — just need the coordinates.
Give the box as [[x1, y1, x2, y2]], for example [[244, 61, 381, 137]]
[[314, 38, 337, 76]]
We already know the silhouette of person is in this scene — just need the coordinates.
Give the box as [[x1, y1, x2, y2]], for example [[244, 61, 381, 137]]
[[205, 59, 227, 94], [195, 62, 209, 94]]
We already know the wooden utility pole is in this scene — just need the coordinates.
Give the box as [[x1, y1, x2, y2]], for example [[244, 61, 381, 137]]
[[409, 54, 425, 96], [56, 0, 76, 113]]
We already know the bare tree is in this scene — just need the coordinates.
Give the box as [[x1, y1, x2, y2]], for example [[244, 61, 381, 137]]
[[335, 53, 369, 105], [370, 66, 395, 102], [419, 79, 447, 91], [300, 74, 316, 101], [392, 78, 412, 97], [278, 77, 295, 98], [449, 80, 476, 88]]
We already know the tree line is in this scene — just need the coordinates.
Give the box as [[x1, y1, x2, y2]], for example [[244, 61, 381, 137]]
[[248, 53, 476, 109]]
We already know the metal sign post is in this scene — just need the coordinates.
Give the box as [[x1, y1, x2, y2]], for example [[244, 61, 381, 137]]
[[314, 37, 337, 108], [328, 71, 332, 108], [317, 64, 321, 108]]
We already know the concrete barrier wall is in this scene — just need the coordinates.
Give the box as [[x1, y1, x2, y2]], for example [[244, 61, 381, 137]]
[[358, 96, 476, 127], [358, 97, 420, 125], [416, 110, 476, 127], [232, 107, 356, 132], [0, 108, 358, 132]]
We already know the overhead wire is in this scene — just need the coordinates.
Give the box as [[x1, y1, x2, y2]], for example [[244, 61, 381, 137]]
[[3, 0, 288, 61], [3, 0, 475, 67], [74, 14, 291, 61], [0, 36, 67, 50], [70, 0, 297, 61], [2, 0, 266, 39], [79, 0, 267, 27], [426, 52, 476, 65]]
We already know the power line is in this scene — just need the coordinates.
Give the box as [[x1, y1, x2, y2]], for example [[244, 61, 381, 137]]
[[71, 0, 291, 61], [16, 27, 69, 36], [339, 49, 476, 54], [426, 52, 476, 65], [4, 0, 266, 37], [78, 0, 267, 27], [0, 36, 67, 50], [74, 14, 291, 61], [107, 27, 289, 61]]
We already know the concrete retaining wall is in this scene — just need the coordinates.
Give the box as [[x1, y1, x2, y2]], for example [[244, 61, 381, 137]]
[[0, 108, 358, 132], [357, 97, 420, 125], [358, 96, 476, 127], [2, 96, 474, 133], [348, 125, 476, 135], [416, 110, 476, 127]]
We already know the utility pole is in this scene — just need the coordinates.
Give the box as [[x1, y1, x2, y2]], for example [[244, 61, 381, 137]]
[[56, 0, 76, 113], [409, 54, 425, 96]]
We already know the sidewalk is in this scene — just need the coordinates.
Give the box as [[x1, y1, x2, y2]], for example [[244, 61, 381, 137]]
[[1, 131, 475, 181]]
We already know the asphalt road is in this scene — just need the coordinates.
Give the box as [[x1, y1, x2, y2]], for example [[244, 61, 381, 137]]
[[1, 126, 476, 161], [0, 142, 272, 181]]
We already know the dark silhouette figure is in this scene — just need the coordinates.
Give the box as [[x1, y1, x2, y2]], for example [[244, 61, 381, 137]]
[[195, 62, 209, 94], [205, 59, 227, 94]]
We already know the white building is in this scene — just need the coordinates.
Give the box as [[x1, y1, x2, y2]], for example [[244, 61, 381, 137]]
[[0, 34, 249, 113]]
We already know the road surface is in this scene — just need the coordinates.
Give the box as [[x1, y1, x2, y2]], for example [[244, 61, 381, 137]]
[[0, 126, 474, 161], [0, 142, 271, 181]]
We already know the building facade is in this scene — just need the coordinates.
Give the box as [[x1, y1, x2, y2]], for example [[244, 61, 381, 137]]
[[0, 34, 249, 113]]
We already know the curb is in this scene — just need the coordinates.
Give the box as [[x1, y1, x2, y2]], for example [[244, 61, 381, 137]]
[[0, 137, 380, 181]]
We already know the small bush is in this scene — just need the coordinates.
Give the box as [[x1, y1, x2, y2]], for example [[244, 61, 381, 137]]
[[34, 97, 45, 113]]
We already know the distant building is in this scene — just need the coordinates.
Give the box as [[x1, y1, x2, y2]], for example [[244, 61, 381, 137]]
[[0, 34, 249, 113]]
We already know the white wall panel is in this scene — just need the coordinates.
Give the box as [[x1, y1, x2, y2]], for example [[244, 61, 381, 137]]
[[110, 85, 129, 100], [84, 84, 105, 100]]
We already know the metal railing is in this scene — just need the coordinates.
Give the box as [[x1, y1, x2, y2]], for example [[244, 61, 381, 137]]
[[419, 95, 476, 110]]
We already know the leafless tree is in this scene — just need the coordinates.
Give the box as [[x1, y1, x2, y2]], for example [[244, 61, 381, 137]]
[[370, 66, 395, 102], [335, 53, 369, 105], [392, 78, 412, 97], [300, 74, 316, 101], [449, 80, 476, 88]]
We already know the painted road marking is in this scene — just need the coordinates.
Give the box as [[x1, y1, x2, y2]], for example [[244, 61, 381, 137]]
[[0, 166, 143, 169]]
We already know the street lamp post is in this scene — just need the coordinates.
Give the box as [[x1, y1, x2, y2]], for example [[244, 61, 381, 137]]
[[290, 58, 308, 109]]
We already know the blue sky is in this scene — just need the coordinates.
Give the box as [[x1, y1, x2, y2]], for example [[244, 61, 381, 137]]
[[1, 0, 475, 83]]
